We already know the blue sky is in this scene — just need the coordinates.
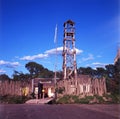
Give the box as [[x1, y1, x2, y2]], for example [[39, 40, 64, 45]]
[[0, 0, 119, 77]]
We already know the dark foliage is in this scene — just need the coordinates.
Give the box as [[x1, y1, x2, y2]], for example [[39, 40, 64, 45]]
[[25, 62, 54, 78], [0, 74, 11, 81], [0, 95, 31, 104]]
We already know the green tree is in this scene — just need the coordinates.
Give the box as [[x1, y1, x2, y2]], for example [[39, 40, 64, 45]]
[[105, 64, 115, 78], [105, 61, 120, 94], [25, 62, 44, 78], [96, 67, 107, 78], [114, 58, 120, 79], [25, 62, 54, 78], [77, 67, 96, 77], [39, 68, 54, 78], [12, 70, 30, 80], [0, 74, 11, 80], [114, 59, 120, 94]]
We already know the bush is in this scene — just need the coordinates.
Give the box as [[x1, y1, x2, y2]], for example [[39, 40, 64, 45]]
[[79, 98, 89, 104], [71, 95, 80, 103], [102, 93, 120, 104], [56, 95, 94, 104], [0, 95, 31, 104], [110, 94, 120, 103], [94, 95, 104, 103], [56, 87, 65, 94], [56, 95, 71, 104], [105, 94, 120, 103], [56, 94, 120, 104], [79, 96, 94, 104]]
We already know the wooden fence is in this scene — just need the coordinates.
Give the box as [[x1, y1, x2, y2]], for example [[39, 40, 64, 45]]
[[57, 77, 107, 96], [0, 80, 32, 96], [0, 77, 107, 97]]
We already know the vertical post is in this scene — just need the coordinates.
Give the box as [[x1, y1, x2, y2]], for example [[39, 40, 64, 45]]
[[42, 89, 45, 99], [32, 79, 34, 93]]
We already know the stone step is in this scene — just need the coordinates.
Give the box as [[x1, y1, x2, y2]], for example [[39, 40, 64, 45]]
[[25, 98, 53, 104]]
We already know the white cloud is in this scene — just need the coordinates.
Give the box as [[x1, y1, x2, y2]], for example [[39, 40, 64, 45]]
[[0, 69, 6, 74], [21, 46, 83, 61], [82, 54, 94, 61], [0, 60, 20, 68], [75, 48, 83, 54], [92, 62, 107, 68], [45, 46, 83, 55], [45, 47, 63, 55], [20, 54, 48, 61]]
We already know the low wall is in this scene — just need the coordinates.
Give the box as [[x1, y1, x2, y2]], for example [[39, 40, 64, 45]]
[[0, 80, 32, 96], [57, 77, 107, 96]]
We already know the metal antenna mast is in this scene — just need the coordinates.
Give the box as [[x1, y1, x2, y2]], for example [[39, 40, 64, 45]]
[[54, 24, 57, 86], [62, 20, 77, 80]]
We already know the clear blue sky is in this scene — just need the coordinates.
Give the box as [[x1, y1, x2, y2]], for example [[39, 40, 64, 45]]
[[0, 0, 119, 77]]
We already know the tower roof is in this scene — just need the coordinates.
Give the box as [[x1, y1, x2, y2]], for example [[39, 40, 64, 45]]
[[63, 20, 75, 27]]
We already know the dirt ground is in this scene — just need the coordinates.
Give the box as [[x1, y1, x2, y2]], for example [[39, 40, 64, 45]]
[[0, 104, 119, 119]]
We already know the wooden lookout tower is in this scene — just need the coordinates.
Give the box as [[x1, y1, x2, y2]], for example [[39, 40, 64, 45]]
[[62, 20, 77, 81]]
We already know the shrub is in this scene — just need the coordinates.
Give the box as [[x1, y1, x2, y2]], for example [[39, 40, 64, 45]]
[[78, 96, 94, 104], [79, 98, 89, 104], [56, 94, 120, 104], [103, 93, 120, 104], [56, 87, 65, 94], [107, 94, 120, 103], [0, 95, 31, 104], [71, 95, 80, 103], [56, 95, 94, 104], [94, 95, 104, 103], [56, 95, 71, 104]]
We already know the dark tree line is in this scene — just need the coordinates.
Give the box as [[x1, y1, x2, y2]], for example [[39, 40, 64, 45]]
[[0, 59, 120, 94], [0, 62, 61, 81], [25, 62, 54, 78]]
